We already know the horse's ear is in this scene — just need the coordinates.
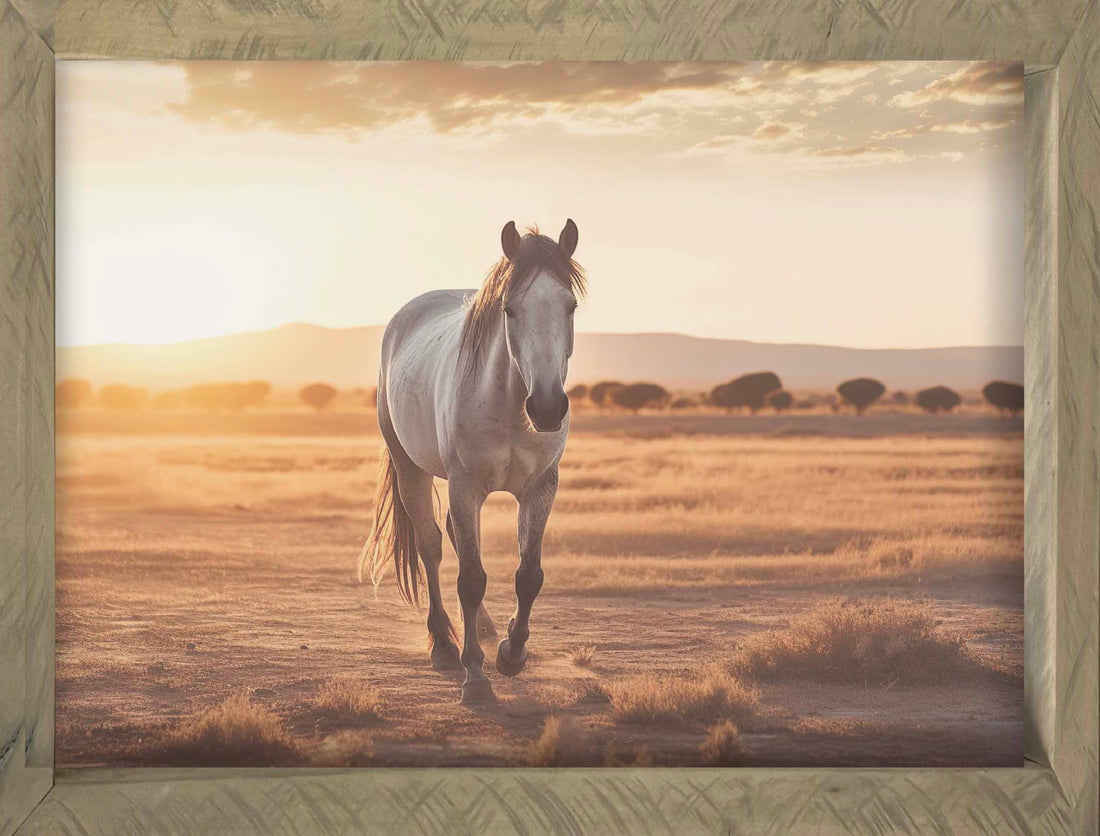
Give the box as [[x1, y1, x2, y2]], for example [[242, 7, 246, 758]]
[[501, 221, 521, 261], [558, 219, 578, 258]]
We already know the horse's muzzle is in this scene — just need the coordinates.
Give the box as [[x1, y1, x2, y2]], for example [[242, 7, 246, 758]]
[[525, 391, 569, 432]]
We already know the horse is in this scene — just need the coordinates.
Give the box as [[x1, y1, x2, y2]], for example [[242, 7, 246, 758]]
[[359, 220, 584, 704]]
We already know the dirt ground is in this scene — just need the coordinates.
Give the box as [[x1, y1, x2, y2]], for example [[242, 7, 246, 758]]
[[55, 409, 1024, 768]]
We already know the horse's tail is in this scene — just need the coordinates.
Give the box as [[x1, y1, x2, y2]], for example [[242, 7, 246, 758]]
[[358, 447, 422, 606]]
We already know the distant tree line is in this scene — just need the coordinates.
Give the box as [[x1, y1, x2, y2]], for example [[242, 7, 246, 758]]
[[564, 373, 1023, 417], [56, 374, 1025, 418], [57, 379, 274, 411]]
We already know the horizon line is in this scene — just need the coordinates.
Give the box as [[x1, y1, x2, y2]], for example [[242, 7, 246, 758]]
[[57, 320, 1026, 354]]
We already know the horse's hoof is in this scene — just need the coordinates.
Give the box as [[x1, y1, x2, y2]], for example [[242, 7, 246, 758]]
[[495, 638, 528, 678], [431, 641, 462, 672], [460, 677, 496, 705]]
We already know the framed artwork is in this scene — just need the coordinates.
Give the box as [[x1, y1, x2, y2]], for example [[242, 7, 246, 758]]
[[1, 1, 1097, 833]]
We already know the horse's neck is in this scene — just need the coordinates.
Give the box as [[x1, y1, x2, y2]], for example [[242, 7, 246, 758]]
[[473, 312, 526, 408]]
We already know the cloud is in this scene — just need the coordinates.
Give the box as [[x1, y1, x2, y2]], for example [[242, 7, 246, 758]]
[[889, 62, 1023, 108], [872, 118, 1015, 141], [750, 61, 879, 86], [806, 144, 905, 158], [168, 62, 747, 136], [158, 60, 1023, 173], [752, 122, 792, 140]]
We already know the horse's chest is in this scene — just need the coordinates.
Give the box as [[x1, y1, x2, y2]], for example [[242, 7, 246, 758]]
[[502, 441, 556, 493], [464, 428, 563, 495]]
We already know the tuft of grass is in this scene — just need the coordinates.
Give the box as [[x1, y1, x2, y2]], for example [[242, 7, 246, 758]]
[[699, 720, 745, 766], [523, 716, 597, 766], [314, 676, 384, 723], [604, 745, 653, 767], [607, 667, 759, 725], [571, 680, 611, 705], [568, 644, 597, 667], [150, 694, 299, 766], [310, 730, 375, 767], [731, 597, 978, 684]]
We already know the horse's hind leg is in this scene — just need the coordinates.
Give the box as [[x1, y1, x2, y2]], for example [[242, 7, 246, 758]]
[[497, 466, 557, 678], [378, 409, 460, 670], [446, 512, 497, 639]]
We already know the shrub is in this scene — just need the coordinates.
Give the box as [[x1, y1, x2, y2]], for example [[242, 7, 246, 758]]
[[890, 390, 909, 405], [99, 384, 146, 410], [766, 390, 793, 412], [915, 385, 962, 413], [567, 383, 588, 401], [710, 372, 782, 413], [56, 378, 92, 409], [243, 381, 272, 408], [731, 598, 977, 684], [609, 382, 669, 412], [314, 675, 383, 723], [836, 378, 886, 415], [982, 381, 1024, 415], [699, 720, 745, 766], [568, 644, 597, 667], [608, 667, 759, 724], [300, 383, 338, 412], [670, 396, 698, 410], [589, 381, 623, 407], [523, 716, 596, 766], [150, 694, 299, 766]]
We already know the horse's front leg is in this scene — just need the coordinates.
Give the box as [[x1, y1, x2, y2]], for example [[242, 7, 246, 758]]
[[447, 477, 494, 704], [496, 466, 557, 677]]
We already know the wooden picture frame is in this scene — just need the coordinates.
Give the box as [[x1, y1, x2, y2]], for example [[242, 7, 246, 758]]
[[1, 2, 1096, 832]]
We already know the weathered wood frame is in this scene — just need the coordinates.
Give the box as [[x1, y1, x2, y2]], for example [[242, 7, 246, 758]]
[[1, 1, 1097, 831]]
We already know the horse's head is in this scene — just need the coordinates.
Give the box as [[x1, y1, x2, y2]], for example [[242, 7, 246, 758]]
[[500, 219, 581, 433]]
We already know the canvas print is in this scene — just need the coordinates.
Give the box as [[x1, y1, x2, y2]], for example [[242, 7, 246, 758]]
[[56, 61, 1025, 767]]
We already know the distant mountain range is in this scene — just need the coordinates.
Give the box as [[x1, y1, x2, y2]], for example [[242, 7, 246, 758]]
[[57, 322, 1024, 392]]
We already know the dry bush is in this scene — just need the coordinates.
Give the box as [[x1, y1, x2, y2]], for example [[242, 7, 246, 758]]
[[609, 382, 670, 412], [731, 598, 978, 684], [311, 730, 375, 766], [569, 644, 597, 667], [56, 378, 93, 409], [700, 720, 745, 766], [608, 667, 759, 725], [571, 680, 611, 706], [300, 382, 338, 412], [315, 675, 384, 723], [523, 716, 598, 766], [837, 378, 886, 415], [149, 694, 299, 766]]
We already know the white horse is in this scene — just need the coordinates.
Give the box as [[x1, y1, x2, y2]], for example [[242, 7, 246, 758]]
[[360, 220, 584, 704]]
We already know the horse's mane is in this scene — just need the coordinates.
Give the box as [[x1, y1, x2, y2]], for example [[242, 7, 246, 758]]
[[459, 227, 586, 372]]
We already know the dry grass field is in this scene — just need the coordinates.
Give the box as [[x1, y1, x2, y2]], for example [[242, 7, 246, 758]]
[[55, 408, 1024, 767]]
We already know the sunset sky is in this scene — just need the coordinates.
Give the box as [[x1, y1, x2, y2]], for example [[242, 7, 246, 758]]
[[57, 61, 1024, 349]]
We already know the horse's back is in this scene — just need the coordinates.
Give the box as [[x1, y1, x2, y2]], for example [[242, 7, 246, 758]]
[[381, 289, 467, 367]]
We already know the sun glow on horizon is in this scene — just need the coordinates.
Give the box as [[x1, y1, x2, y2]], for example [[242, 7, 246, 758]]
[[57, 61, 1023, 351]]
